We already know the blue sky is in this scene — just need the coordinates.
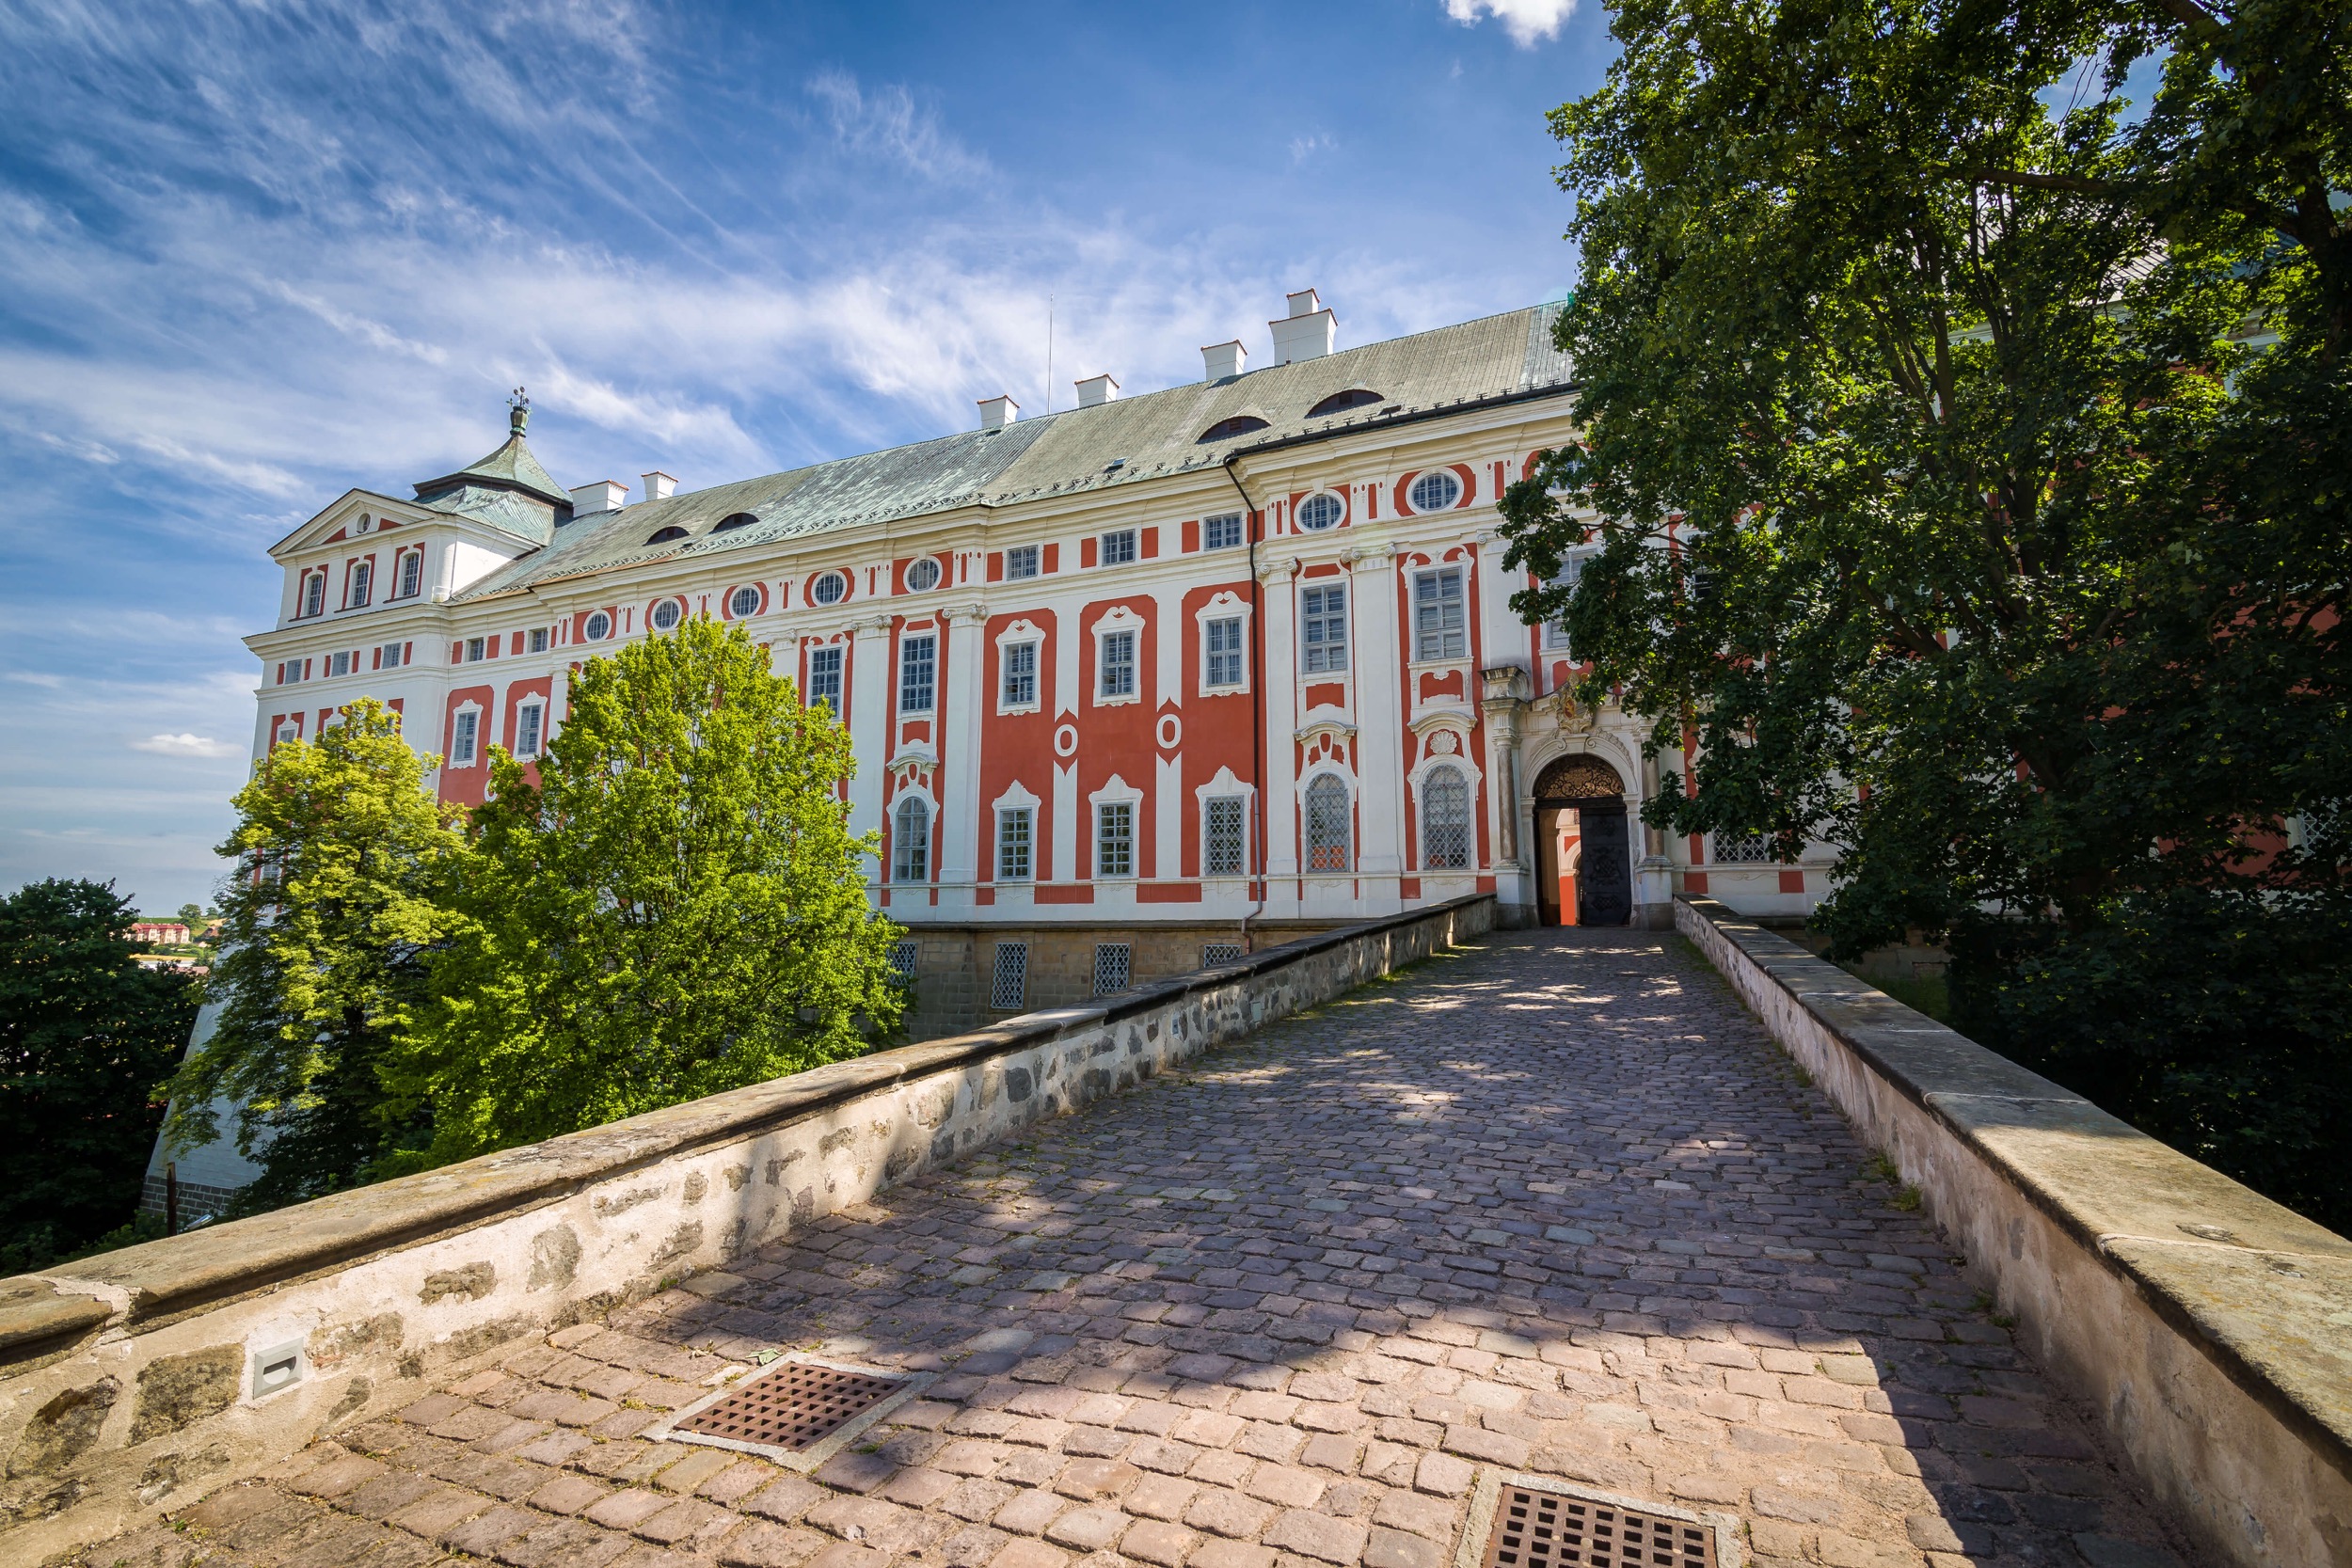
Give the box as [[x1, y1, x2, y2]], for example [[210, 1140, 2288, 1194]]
[[0, 0, 1612, 913]]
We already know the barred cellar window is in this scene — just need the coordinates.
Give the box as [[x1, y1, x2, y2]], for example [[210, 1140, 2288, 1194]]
[[1422, 766, 1470, 869], [1306, 775, 1352, 871], [1093, 942, 1132, 995], [1201, 942, 1244, 967], [889, 940, 920, 984], [1712, 832, 1774, 863], [990, 942, 1029, 1010]]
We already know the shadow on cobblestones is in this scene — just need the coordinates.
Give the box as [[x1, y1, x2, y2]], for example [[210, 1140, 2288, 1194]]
[[82, 929, 2188, 1568]]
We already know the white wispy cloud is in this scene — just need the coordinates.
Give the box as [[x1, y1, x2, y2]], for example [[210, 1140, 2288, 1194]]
[[132, 734, 240, 758], [1441, 0, 1577, 46]]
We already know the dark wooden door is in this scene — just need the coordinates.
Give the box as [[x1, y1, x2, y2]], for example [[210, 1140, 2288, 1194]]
[[1577, 805, 1632, 926]]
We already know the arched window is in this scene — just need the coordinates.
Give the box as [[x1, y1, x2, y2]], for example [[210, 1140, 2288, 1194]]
[[397, 549, 423, 599], [712, 512, 757, 533], [1199, 414, 1270, 443], [1307, 388, 1383, 418], [893, 796, 931, 883], [646, 525, 689, 544], [1305, 775, 1352, 871], [1422, 767, 1470, 869]]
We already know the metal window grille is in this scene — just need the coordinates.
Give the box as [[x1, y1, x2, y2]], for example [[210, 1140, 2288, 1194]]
[[529, 626, 548, 653], [1093, 942, 1132, 994], [516, 704, 544, 759], [1100, 629, 1136, 698], [1002, 641, 1038, 706], [997, 808, 1033, 880], [1005, 545, 1040, 579], [1203, 513, 1244, 550], [990, 942, 1028, 1010], [1202, 942, 1244, 968], [1414, 568, 1468, 660], [888, 940, 919, 983], [452, 710, 479, 767], [1422, 767, 1471, 869], [899, 634, 936, 714], [1098, 801, 1134, 878], [1306, 775, 1352, 871], [1408, 468, 1462, 513], [893, 797, 930, 882], [1302, 586, 1348, 673], [349, 561, 372, 605], [1712, 832, 1774, 863], [1101, 529, 1137, 565], [1204, 616, 1245, 689], [807, 645, 843, 712], [1204, 797, 1247, 876], [1297, 492, 1343, 531], [398, 550, 422, 599]]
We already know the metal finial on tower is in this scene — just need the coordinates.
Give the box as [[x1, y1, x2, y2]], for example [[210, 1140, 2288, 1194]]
[[508, 387, 531, 436]]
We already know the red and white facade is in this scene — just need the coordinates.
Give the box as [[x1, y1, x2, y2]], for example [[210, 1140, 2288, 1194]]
[[246, 293, 1829, 944]]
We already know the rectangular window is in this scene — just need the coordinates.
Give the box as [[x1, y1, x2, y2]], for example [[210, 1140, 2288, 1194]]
[[465, 636, 485, 663], [1001, 641, 1038, 707], [1712, 832, 1774, 863], [452, 709, 479, 767], [300, 572, 325, 618], [990, 942, 1029, 1011], [327, 650, 352, 678], [348, 561, 372, 606], [1005, 544, 1040, 579], [1414, 567, 1469, 661], [529, 626, 549, 654], [807, 645, 844, 713], [1204, 797, 1247, 877], [516, 703, 544, 759], [1093, 942, 1132, 995], [1099, 629, 1136, 699], [277, 660, 302, 685], [899, 633, 936, 714], [397, 550, 422, 599], [997, 807, 1033, 880], [1302, 585, 1348, 673], [1203, 513, 1244, 551], [1100, 529, 1137, 565], [1543, 554, 1585, 650], [1097, 800, 1134, 878], [1203, 616, 1246, 689], [379, 642, 405, 669], [1202, 942, 1244, 968]]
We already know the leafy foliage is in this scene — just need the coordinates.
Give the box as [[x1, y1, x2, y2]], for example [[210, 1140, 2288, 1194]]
[[0, 879, 199, 1268], [385, 616, 900, 1168], [167, 699, 464, 1208], [1501, 0, 2351, 1226]]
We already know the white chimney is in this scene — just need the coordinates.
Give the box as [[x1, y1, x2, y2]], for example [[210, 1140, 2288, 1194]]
[[978, 393, 1020, 431], [568, 480, 629, 515], [1269, 287, 1337, 365], [641, 470, 676, 502], [1074, 373, 1120, 408], [1202, 340, 1248, 382]]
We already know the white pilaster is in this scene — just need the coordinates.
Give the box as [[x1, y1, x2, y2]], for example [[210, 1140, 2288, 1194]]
[[848, 615, 893, 890], [1350, 545, 1406, 881], [938, 606, 986, 900], [1259, 558, 1300, 878]]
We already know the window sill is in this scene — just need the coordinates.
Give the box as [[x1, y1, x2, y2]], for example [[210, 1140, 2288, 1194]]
[[1093, 692, 1142, 707]]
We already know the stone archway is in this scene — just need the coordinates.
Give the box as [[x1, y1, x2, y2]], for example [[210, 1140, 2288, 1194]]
[[1533, 753, 1632, 927]]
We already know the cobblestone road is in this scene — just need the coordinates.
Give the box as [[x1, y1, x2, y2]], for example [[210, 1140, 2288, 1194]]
[[83, 930, 2186, 1568]]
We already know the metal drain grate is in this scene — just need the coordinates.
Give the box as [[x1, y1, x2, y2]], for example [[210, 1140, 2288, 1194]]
[[674, 1361, 904, 1453], [1483, 1483, 1717, 1568]]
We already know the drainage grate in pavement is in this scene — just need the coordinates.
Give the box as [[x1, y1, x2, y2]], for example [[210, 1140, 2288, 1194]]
[[1482, 1481, 1718, 1568], [651, 1355, 930, 1469]]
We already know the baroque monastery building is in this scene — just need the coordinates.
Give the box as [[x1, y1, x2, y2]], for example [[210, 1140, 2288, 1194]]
[[248, 290, 1825, 1032]]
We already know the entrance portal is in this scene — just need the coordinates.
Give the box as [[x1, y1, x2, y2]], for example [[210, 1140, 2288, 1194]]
[[1533, 754, 1631, 927]]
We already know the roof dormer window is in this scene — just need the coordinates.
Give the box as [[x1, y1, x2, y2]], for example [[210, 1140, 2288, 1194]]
[[1199, 415, 1271, 443], [712, 513, 757, 533], [646, 525, 689, 545], [1307, 388, 1383, 418]]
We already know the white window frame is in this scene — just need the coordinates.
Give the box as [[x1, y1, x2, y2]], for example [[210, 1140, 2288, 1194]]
[[1418, 762, 1474, 871], [649, 597, 684, 632], [379, 642, 405, 670], [728, 584, 763, 619], [892, 792, 933, 883], [1092, 609, 1144, 706], [1301, 582, 1348, 675], [1302, 770, 1354, 873], [1089, 773, 1145, 880], [450, 705, 482, 768], [1295, 491, 1345, 532], [396, 547, 423, 600], [905, 557, 943, 593], [810, 570, 850, 607], [528, 626, 549, 654], [898, 631, 938, 715], [1202, 513, 1245, 551], [1099, 528, 1137, 566], [299, 571, 326, 619], [515, 700, 546, 760], [583, 610, 612, 641], [347, 559, 372, 608], [806, 642, 845, 714], [995, 621, 1044, 714], [996, 805, 1034, 881], [1004, 544, 1041, 580], [1408, 468, 1464, 514], [1412, 566, 1470, 663]]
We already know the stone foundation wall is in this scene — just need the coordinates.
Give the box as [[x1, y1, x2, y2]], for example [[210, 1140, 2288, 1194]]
[[1677, 895, 2352, 1568], [0, 895, 1492, 1560]]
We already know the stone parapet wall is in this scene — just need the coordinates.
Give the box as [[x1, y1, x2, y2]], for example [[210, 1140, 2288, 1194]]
[[1677, 895, 2352, 1568], [0, 895, 1492, 1558]]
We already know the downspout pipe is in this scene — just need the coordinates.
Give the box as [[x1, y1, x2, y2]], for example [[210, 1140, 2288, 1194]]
[[1223, 453, 1266, 953]]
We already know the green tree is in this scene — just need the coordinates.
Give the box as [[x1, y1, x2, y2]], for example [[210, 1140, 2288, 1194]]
[[0, 879, 199, 1268], [1501, 0, 2350, 1224], [387, 616, 901, 1168], [168, 699, 465, 1208]]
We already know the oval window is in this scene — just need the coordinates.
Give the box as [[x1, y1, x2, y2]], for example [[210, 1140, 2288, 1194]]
[[1296, 492, 1344, 531], [649, 599, 683, 632], [1409, 469, 1463, 513], [646, 525, 689, 545], [811, 570, 849, 606], [905, 558, 942, 592], [712, 512, 757, 533], [728, 584, 762, 618], [584, 610, 612, 641]]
